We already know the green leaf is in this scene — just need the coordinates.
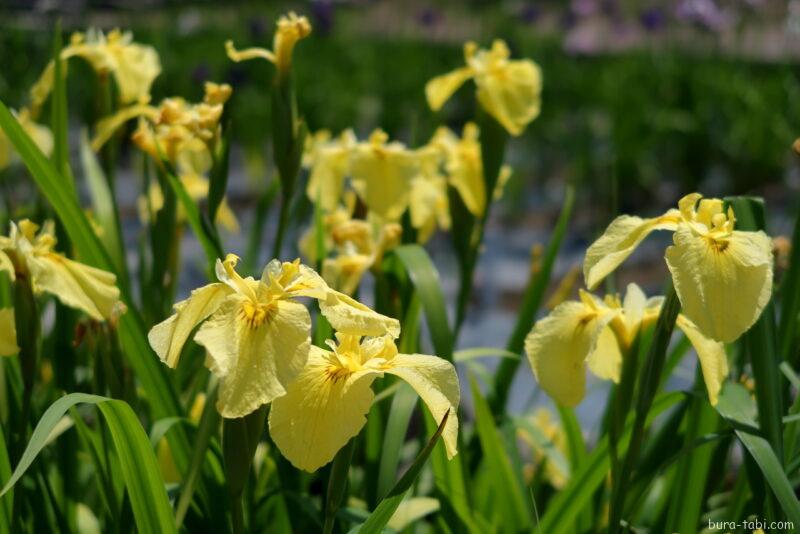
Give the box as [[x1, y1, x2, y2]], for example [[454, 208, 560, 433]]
[[50, 21, 73, 189], [207, 125, 231, 225], [469, 375, 532, 530], [2, 393, 177, 533], [0, 426, 11, 532], [453, 348, 520, 362], [353, 411, 449, 534], [376, 383, 418, 499], [393, 245, 453, 361], [539, 392, 683, 534], [491, 183, 575, 415], [716, 383, 800, 525]]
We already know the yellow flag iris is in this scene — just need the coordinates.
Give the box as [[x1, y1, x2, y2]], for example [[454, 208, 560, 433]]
[[304, 129, 356, 213], [92, 83, 239, 232], [31, 28, 161, 112], [409, 145, 451, 243], [148, 254, 399, 418], [269, 333, 459, 472], [426, 40, 542, 136], [584, 193, 773, 343], [525, 283, 728, 407], [226, 12, 311, 77], [0, 220, 122, 322], [350, 130, 419, 221]]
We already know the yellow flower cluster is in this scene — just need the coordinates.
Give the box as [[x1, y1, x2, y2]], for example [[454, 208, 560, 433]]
[[0, 220, 124, 355], [93, 82, 239, 232], [148, 254, 460, 471]]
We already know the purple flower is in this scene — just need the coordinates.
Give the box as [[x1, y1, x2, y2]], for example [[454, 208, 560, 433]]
[[640, 8, 666, 31]]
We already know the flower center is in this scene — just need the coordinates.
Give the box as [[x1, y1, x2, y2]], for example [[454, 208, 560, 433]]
[[239, 300, 276, 329]]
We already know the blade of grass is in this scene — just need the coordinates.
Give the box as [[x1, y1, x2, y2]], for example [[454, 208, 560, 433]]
[[50, 20, 73, 189], [469, 375, 532, 530], [353, 412, 449, 534], [394, 245, 453, 361], [376, 383, 418, 499], [716, 383, 800, 525], [538, 392, 683, 534], [491, 183, 575, 416]]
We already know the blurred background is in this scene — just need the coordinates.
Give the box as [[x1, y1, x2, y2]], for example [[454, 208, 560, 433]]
[[2, 0, 799, 425]]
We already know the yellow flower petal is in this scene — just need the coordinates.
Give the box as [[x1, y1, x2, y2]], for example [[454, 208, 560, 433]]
[[322, 253, 372, 296], [0, 308, 18, 357], [318, 290, 400, 338], [525, 301, 615, 406], [306, 139, 351, 212], [384, 353, 460, 458], [585, 326, 622, 383], [148, 282, 231, 368], [112, 42, 161, 104], [225, 41, 276, 64], [475, 58, 542, 136], [350, 131, 419, 221], [425, 67, 474, 111], [0, 250, 14, 281], [196, 297, 311, 418], [91, 104, 158, 151], [268, 345, 382, 472], [584, 211, 681, 290], [675, 315, 728, 405], [665, 225, 773, 343], [26, 253, 120, 321]]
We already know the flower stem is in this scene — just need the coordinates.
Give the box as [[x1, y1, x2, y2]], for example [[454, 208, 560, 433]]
[[323, 438, 355, 534], [271, 194, 291, 260]]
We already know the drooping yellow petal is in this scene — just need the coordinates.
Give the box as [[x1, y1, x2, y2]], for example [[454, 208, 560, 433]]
[[322, 253, 372, 296], [665, 225, 773, 343], [584, 211, 681, 290], [675, 315, 729, 405], [91, 104, 158, 151], [268, 345, 382, 472], [425, 67, 474, 111], [225, 41, 276, 64], [525, 300, 615, 406], [318, 290, 400, 338], [196, 297, 311, 418], [305, 131, 354, 212], [148, 282, 232, 368], [25, 253, 120, 321], [0, 308, 18, 357], [475, 58, 542, 136], [384, 353, 460, 458], [409, 173, 450, 243], [585, 326, 622, 383]]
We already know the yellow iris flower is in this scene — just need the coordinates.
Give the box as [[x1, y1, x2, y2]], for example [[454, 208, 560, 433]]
[[525, 283, 728, 407], [0, 309, 18, 357], [92, 83, 239, 232], [226, 12, 311, 77], [269, 333, 459, 472], [0, 220, 122, 322], [0, 108, 53, 171], [148, 254, 399, 418], [518, 408, 568, 489], [31, 28, 161, 112], [303, 129, 356, 212], [409, 146, 451, 243], [426, 40, 542, 136], [584, 193, 773, 343], [350, 130, 419, 221]]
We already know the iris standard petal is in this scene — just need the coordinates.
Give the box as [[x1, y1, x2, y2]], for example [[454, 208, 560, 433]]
[[665, 226, 773, 343], [148, 282, 231, 368], [196, 297, 311, 418], [475, 59, 542, 136], [268, 345, 382, 472], [675, 315, 728, 405], [584, 211, 681, 290], [26, 254, 120, 321], [384, 353, 460, 458], [0, 308, 18, 357], [350, 142, 418, 221], [525, 301, 614, 406], [425, 67, 474, 111]]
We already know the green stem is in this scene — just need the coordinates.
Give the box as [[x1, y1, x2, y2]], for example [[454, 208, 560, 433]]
[[223, 406, 268, 534], [323, 438, 356, 534], [608, 287, 680, 533], [271, 194, 291, 261]]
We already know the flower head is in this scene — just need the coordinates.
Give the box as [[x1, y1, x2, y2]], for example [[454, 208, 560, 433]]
[[304, 129, 356, 212], [426, 40, 542, 136], [525, 283, 728, 406], [269, 333, 459, 472], [583, 193, 773, 342], [31, 28, 161, 113], [148, 254, 399, 418], [0, 220, 122, 322], [226, 12, 311, 78]]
